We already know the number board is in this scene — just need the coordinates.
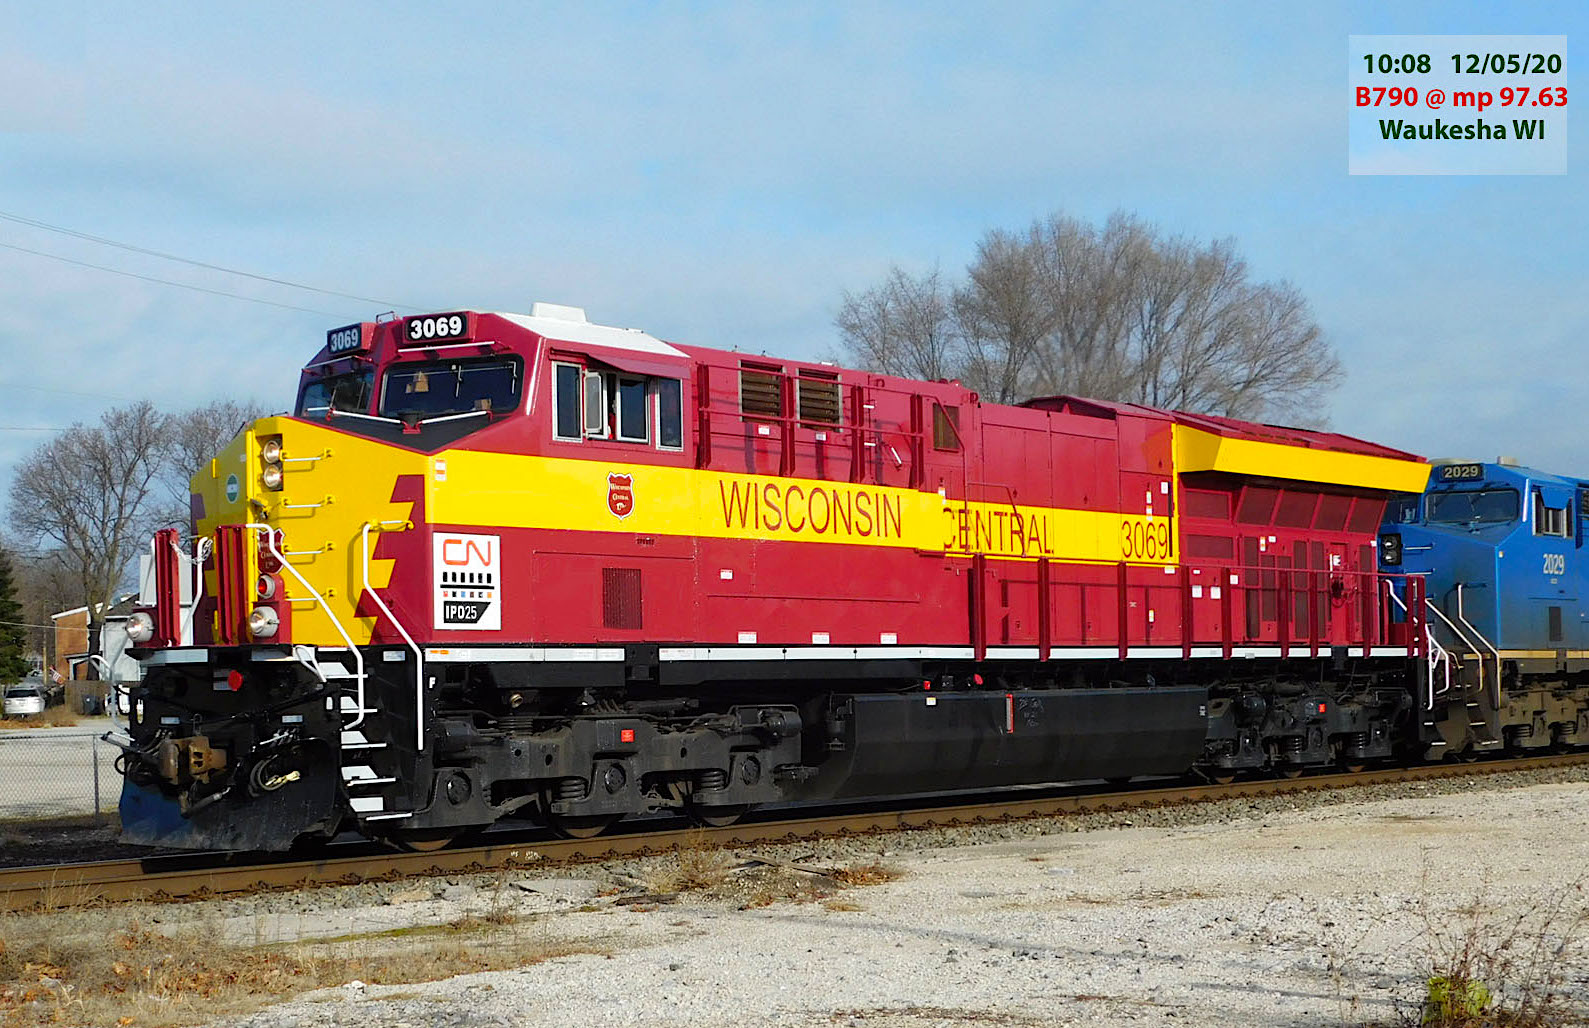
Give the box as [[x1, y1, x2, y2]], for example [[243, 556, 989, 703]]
[[1579, 492, 1589, 518], [325, 322, 371, 356], [402, 312, 471, 346], [1435, 463, 1485, 482]]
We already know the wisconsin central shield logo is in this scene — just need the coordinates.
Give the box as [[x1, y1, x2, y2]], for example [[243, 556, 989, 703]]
[[607, 473, 634, 519]]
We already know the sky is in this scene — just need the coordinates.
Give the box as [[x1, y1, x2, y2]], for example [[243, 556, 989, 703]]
[[1, 1, 1585, 523]]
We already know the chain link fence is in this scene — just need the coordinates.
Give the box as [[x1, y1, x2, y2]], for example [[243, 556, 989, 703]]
[[0, 724, 118, 823]]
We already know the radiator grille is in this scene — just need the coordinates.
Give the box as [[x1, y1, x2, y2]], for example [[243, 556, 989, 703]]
[[603, 567, 643, 630], [739, 367, 782, 418], [797, 373, 841, 425]]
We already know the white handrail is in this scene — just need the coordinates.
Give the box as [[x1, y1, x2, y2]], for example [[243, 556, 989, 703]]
[[1417, 588, 1490, 708], [168, 535, 212, 646], [244, 523, 367, 731], [360, 521, 426, 750], [1384, 580, 1452, 708], [86, 654, 131, 737], [1456, 584, 1503, 709]]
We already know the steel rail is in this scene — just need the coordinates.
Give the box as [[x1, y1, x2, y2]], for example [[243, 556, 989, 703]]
[[5, 752, 1588, 909]]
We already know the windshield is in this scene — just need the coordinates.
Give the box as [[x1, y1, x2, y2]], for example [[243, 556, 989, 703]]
[[1426, 489, 1519, 525], [5, 687, 40, 699], [380, 359, 522, 421], [298, 370, 374, 416], [1388, 493, 1420, 524]]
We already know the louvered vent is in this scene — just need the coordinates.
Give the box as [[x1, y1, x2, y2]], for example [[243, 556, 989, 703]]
[[739, 367, 782, 418], [797, 373, 841, 425], [602, 567, 643, 629]]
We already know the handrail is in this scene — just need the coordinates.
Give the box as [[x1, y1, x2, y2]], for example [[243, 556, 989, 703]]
[[244, 522, 367, 731], [1383, 580, 1451, 708], [1456, 584, 1503, 709], [361, 521, 426, 750], [86, 654, 131, 737], [167, 534, 211, 646], [1419, 589, 1486, 701]]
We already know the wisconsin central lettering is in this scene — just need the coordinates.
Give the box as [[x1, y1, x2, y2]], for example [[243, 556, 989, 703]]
[[943, 504, 1055, 557], [717, 480, 902, 539]]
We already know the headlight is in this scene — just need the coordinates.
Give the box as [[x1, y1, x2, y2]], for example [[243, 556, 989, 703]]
[[260, 438, 283, 464], [126, 611, 155, 643], [1379, 532, 1403, 567], [248, 606, 280, 639], [261, 463, 284, 490]]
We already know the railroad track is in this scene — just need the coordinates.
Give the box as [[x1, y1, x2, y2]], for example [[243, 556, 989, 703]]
[[5, 753, 1588, 909]]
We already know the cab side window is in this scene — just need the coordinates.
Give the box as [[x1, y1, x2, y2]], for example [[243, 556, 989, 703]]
[[553, 363, 583, 440], [1534, 489, 1570, 537], [551, 357, 683, 451]]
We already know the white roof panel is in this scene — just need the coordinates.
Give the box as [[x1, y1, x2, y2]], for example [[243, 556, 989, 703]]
[[493, 308, 686, 359]]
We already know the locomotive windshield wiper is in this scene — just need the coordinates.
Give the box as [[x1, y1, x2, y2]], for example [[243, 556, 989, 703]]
[[414, 409, 492, 427]]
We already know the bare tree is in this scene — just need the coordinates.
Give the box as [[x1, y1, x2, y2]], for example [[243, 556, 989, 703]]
[[156, 399, 269, 527], [7, 403, 170, 615], [955, 228, 1055, 403], [835, 210, 1340, 425], [11, 545, 77, 664], [835, 267, 960, 382]]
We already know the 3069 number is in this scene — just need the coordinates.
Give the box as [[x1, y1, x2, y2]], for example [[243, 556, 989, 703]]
[[405, 313, 469, 343], [1121, 519, 1172, 560]]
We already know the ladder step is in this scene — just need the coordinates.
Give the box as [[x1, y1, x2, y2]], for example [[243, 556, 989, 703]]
[[343, 741, 388, 751], [341, 765, 396, 785], [345, 776, 398, 787], [362, 811, 413, 822]]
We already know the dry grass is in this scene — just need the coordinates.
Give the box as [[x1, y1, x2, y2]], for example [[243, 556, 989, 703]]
[[830, 862, 903, 888], [1391, 878, 1589, 1028], [637, 836, 906, 911], [0, 896, 610, 1027], [641, 831, 734, 895], [0, 707, 78, 731]]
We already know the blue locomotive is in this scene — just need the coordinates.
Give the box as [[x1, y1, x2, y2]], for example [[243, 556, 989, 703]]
[[1381, 459, 1589, 754]]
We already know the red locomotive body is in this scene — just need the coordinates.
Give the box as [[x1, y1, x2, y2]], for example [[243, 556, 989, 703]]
[[121, 305, 1432, 849]]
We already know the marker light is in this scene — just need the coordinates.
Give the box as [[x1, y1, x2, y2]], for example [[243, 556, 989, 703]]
[[248, 606, 280, 639], [125, 611, 155, 643]]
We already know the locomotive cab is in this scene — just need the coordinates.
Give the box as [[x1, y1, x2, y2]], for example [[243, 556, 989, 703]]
[[1380, 460, 1589, 754]]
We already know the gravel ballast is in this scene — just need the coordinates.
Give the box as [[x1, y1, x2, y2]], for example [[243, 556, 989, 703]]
[[129, 764, 1589, 1028]]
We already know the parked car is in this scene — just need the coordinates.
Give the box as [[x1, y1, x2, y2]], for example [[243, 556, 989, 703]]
[[3, 684, 46, 719]]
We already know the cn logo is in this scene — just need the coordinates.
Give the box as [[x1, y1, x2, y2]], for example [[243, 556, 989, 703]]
[[441, 538, 492, 566], [607, 472, 634, 519]]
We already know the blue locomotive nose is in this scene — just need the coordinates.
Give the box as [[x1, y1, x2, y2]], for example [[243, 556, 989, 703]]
[[1387, 460, 1589, 665]]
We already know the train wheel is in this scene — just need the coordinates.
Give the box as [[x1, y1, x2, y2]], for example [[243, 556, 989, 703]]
[[1208, 771, 1237, 786], [1279, 766, 1305, 779], [546, 813, 620, 839], [389, 828, 463, 852], [1341, 763, 1367, 774], [686, 801, 749, 828]]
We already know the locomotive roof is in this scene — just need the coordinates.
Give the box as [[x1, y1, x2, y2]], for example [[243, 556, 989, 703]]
[[480, 306, 1420, 473], [1022, 395, 1422, 462]]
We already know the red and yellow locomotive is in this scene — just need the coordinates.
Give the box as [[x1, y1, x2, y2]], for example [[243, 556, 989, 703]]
[[119, 304, 1432, 849]]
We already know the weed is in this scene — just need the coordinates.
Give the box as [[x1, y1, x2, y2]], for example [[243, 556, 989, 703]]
[[642, 831, 732, 894], [1392, 876, 1589, 1028], [831, 862, 903, 888], [0, 898, 611, 1027]]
